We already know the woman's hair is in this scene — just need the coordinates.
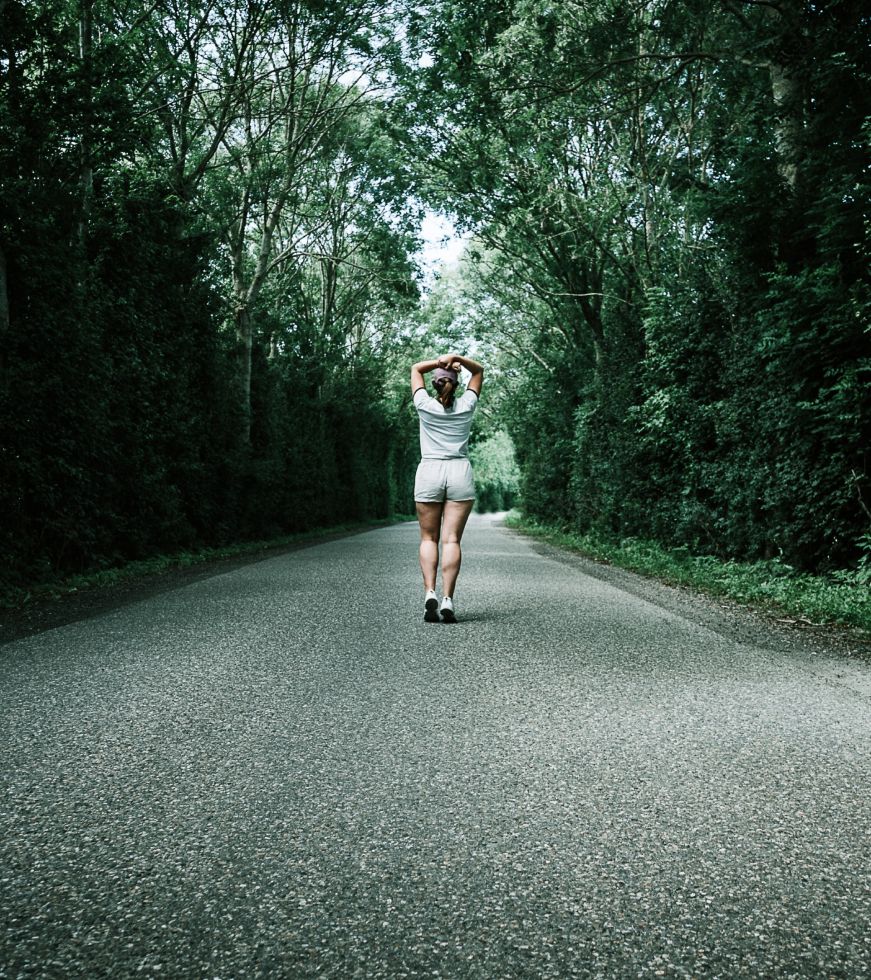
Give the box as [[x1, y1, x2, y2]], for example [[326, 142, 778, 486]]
[[432, 367, 458, 408]]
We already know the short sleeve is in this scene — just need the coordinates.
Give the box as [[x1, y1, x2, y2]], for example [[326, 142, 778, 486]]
[[457, 389, 479, 413], [413, 387, 429, 409]]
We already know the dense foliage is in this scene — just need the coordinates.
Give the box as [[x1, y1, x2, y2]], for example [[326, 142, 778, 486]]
[[0, 0, 421, 590], [2, 0, 868, 593], [394, 0, 870, 573]]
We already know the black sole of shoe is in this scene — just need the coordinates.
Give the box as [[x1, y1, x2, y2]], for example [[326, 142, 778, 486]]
[[440, 609, 457, 623], [424, 598, 439, 623]]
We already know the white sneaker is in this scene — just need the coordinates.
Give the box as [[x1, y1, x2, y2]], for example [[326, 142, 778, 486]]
[[424, 589, 439, 623], [440, 596, 457, 623]]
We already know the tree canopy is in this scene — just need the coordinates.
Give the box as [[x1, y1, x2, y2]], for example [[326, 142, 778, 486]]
[[391, 0, 870, 571], [1, 0, 868, 590]]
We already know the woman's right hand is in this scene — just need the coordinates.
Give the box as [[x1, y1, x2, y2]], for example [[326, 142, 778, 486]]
[[439, 354, 461, 370]]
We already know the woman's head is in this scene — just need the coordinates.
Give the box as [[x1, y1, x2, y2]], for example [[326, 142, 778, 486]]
[[432, 366, 459, 407]]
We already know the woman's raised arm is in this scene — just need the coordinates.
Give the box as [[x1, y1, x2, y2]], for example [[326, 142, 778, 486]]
[[411, 357, 441, 394], [439, 354, 484, 396]]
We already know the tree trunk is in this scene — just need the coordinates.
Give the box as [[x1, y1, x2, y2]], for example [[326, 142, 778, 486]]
[[634, 1, 655, 285], [235, 305, 253, 448], [768, 61, 802, 190], [765, 1, 805, 191], [230, 190, 289, 446], [0, 240, 9, 384], [76, 0, 94, 248], [321, 255, 338, 337]]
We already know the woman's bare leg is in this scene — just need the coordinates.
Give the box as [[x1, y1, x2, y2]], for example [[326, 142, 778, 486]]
[[440, 499, 474, 598], [416, 501, 443, 592]]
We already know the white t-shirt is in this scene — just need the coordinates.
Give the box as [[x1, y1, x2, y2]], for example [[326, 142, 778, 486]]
[[413, 387, 479, 459]]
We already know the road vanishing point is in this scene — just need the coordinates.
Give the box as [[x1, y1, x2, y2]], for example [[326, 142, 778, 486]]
[[2, 516, 870, 979]]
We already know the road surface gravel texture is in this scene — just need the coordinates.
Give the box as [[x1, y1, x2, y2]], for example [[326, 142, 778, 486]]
[[1, 515, 870, 979]]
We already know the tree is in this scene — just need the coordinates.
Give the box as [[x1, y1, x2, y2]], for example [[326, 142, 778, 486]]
[[391, 0, 870, 569], [0, 0, 422, 590]]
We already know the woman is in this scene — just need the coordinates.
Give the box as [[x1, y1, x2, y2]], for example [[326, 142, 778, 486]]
[[410, 352, 484, 623]]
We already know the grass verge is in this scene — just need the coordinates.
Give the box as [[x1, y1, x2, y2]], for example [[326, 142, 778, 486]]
[[505, 512, 871, 633], [1, 515, 417, 613]]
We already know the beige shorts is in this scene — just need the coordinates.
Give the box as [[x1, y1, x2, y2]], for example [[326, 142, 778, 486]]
[[414, 458, 476, 502]]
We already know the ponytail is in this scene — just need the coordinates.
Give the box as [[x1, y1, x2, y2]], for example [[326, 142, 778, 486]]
[[432, 366, 459, 408], [434, 377, 456, 408]]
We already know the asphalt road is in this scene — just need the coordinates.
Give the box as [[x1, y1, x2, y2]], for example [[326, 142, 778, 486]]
[[2, 516, 870, 979]]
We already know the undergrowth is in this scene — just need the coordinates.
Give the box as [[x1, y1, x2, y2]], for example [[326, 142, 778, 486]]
[[505, 513, 871, 633]]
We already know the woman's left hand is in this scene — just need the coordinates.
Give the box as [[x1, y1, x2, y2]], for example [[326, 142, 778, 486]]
[[439, 354, 462, 371]]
